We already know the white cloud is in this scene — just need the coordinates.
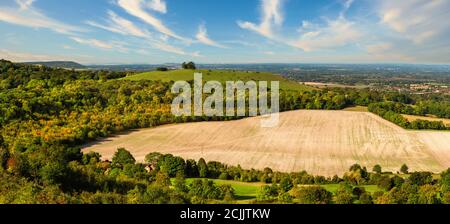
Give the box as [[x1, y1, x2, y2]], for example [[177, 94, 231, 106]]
[[195, 24, 227, 48], [223, 40, 257, 47], [378, 0, 450, 44], [237, 0, 284, 39], [0, 0, 82, 35], [86, 10, 150, 38], [71, 37, 130, 53], [366, 0, 450, 63], [87, 10, 194, 56], [343, 0, 354, 11], [291, 16, 362, 52], [117, 0, 187, 41], [16, 0, 35, 10], [146, 0, 166, 14]]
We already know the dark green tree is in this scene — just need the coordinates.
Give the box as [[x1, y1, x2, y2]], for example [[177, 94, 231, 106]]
[[111, 148, 136, 168], [0, 135, 9, 171], [400, 164, 409, 174], [377, 175, 393, 191], [335, 184, 354, 204], [185, 159, 199, 177], [372, 164, 382, 174], [408, 172, 433, 186], [182, 62, 196, 70], [157, 154, 185, 177], [145, 152, 163, 165], [173, 172, 188, 193], [156, 67, 168, 71], [198, 158, 208, 178], [257, 184, 279, 201], [279, 177, 294, 192], [293, 186, 332, 204], [154, 171, 171, 187], [440, 168, 450, 193], [358, 192, 373, 204]]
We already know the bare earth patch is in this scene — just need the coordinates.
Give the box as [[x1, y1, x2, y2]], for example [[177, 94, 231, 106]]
[[83, 110, 450, 176], [402, 114, 450, 126]]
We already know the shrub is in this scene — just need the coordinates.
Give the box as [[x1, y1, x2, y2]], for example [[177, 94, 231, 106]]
[[293, 186, 332, 204]]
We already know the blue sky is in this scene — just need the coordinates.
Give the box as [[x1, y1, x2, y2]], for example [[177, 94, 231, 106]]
[[0, 0, 449, 64]]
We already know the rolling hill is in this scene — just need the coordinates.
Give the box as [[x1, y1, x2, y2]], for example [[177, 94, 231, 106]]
[[122, 69, 313, 92], [83, 110, 450, 176], [23, 61, 86, 69]]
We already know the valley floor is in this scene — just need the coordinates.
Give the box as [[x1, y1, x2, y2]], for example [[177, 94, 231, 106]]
[[83, 110, 450, 176]]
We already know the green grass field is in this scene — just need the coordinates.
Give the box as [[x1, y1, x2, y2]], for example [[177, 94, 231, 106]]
[[123, 69, 313, 92], [181, 178, 382, 202], [319, 184, 381, 194], [184, 178, 263, 201]]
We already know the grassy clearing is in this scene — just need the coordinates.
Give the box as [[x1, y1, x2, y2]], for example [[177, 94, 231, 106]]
[[184, 178, 264, 201], [123, 69, 313, 92], [180, 179, 382, 202], [319, 184, 381, 194]]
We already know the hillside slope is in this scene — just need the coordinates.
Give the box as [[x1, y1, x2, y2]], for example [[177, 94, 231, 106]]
[[123, 69, 313, 91], [83, 110, 450, 176], [23, 61, 85, 69]]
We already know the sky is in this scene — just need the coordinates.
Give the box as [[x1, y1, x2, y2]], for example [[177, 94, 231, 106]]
[[0, 0, 449, 65]]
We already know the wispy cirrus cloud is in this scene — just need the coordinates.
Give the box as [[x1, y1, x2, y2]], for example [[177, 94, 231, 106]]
[[17, 0, 34, 10], [378, 0, 450, 44], [71, 37, 114, 49], [195, 24, 227, 48], [290, 0, 363, 52], [0, 0, 82, 35], [117, 0, 188, 41], [146, 0, 166, 14], [363, 0, 450, 63], [237, 0, 284, 39], [238, 0, 363, 52], [291, 16, 362, 52], [86, 10, 197, 56], [70, 36, 129, 53], [86, 11, 150, 38]]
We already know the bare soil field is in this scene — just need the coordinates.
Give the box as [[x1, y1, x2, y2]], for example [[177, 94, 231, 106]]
[[402, 114, 450, 127], [83, 110, 450, 176]]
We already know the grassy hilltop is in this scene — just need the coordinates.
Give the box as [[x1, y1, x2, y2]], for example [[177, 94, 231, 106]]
[[123, 69, 313, 92]]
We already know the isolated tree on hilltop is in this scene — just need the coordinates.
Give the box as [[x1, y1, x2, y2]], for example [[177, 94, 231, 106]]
[[182, 62, 196, 70]]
